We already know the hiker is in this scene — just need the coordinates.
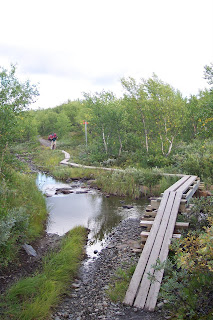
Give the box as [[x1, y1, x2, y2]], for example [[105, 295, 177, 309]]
[[48, 133, 58, 150]]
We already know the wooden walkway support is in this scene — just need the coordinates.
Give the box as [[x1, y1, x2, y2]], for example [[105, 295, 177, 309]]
[[123, 175, 200, 311]]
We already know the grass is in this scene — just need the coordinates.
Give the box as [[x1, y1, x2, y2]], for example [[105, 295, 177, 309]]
[[51, 166, 96, 181], [0, 226, 88, 320], [0, 160, 47, 267], [106, 265, 136, 302], [32, 146, 64, 172]]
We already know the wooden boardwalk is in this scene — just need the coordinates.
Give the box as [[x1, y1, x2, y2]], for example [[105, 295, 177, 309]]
[[123, 175, 200, 311]]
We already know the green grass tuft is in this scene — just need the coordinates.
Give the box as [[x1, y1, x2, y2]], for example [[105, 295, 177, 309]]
[[106, 265, 136, 303], [1, 226, 87, 320]]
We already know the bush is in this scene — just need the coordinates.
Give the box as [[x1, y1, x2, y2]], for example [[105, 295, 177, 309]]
[[170, 139, 213, 183], [184, 196, 213, 231], [155, 197, 213, 319]]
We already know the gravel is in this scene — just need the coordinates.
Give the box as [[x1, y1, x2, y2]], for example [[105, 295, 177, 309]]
[[51, 218, 166, 320]]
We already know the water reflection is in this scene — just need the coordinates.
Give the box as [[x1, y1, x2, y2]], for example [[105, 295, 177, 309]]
[[36, 173, 147, 258]]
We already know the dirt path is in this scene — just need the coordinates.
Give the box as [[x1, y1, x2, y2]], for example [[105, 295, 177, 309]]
[[39, 137, 51, 148]]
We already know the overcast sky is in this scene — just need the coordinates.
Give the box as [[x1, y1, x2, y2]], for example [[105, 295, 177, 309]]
[[1, 0, 213, 109]]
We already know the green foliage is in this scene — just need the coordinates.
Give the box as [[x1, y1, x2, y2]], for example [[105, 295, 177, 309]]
[[0, 226, 87, 320], [15, 111, 38, 142], [106, 265, 136, 302], [10, 68, 211, 171], [0, 158, 47, 267], [153, 198, 213, 319], [95, 168, 162, 198], [204, 62, 213, 86], [52, 166, 95, 181], [184, 196, 213, 231], [158, 175, 179, 194], [0, 64, 39, 149], [170, 139, 213, 183], [32, 147, 64, 172]]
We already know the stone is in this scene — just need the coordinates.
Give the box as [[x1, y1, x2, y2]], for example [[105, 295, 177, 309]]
[[157, 302, 164, 308], [76, 190, 89, 194], [22, 244, 37, 257], [122, 205, 133, 209]]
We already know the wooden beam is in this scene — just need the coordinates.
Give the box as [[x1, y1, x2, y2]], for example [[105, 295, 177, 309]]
[[134, 192, 176, 309], [165, 175, 190, 192], [141, 231, 181, 240], [123, 191, 170, 306], [140, 220, 189, 228], [144, 192, 182, 311]]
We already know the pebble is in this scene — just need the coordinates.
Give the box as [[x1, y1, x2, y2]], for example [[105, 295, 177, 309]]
[[51, 218, 165, 320]]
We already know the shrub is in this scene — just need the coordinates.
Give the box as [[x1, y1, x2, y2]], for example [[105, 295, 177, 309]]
[[184, 196, 213, 231], [155, 198, 213, 319]]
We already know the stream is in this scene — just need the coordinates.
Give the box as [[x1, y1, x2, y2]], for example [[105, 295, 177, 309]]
[[36, 172, 148, 260]]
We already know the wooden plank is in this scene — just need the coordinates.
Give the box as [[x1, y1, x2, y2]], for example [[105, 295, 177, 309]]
[[140, 220, 189, 229], [123, 191, 170, 306], [165, 175, 190, 192], [134, 192, 176, 308], [184, 180, 200, 201], [124, 175, 199, 310], [145, 192, 182, 311], [177, 175, 197, 194], [182, 179, 200, 198], [140, 231, 181, 239]]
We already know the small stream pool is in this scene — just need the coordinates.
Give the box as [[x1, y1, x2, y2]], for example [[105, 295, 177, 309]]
[[36, 172, 148, 258]]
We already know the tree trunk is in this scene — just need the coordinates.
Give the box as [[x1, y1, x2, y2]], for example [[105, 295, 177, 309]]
[[166, 136, 174, 156], [138, 105, 149, 153], [118, 133, 123, 157], [102, 127, 108, 154], [160, 134, 174, 156]]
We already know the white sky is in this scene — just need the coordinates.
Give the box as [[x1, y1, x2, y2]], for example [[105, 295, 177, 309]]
[[0, 0, 213, 109]]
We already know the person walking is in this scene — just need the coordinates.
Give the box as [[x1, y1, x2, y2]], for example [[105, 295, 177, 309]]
[[48, 133, 58, 149]]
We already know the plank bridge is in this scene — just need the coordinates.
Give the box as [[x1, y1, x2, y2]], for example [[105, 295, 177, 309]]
[[123, 175, 200, 311], [58, 149, 201, 311]]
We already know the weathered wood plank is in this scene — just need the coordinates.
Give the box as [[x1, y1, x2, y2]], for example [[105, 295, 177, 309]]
[[134, 192, 176, 308], [145, 192, 182, 311], [140, 220, 189, 229], [184, 180, 200, 201], [165, 175, 190, 192], [123, 191, 170, 306], [124, 175, 199, 310], [177, 175, 197, 194], [140, 231, 181, 239]]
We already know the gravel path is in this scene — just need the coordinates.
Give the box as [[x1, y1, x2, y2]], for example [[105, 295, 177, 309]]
[[51, 218, 166, 320]]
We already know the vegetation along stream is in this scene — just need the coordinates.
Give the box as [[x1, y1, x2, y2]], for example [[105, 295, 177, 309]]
[[36, 172, 148, 260]]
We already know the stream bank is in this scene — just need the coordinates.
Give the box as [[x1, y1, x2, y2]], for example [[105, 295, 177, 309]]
[[51, 218, 165, 320], [1, 149, 166, 319]]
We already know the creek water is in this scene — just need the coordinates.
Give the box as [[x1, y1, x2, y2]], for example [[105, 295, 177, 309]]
[[36, 172, 148, 259]]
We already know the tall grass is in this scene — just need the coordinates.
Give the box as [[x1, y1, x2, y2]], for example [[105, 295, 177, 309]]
[[51, 166, 96, 181], [95, 168, 164, 198], [32, 147, 64, 172], [1, 226, 87, 320], [0, 162, 47, 267]]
